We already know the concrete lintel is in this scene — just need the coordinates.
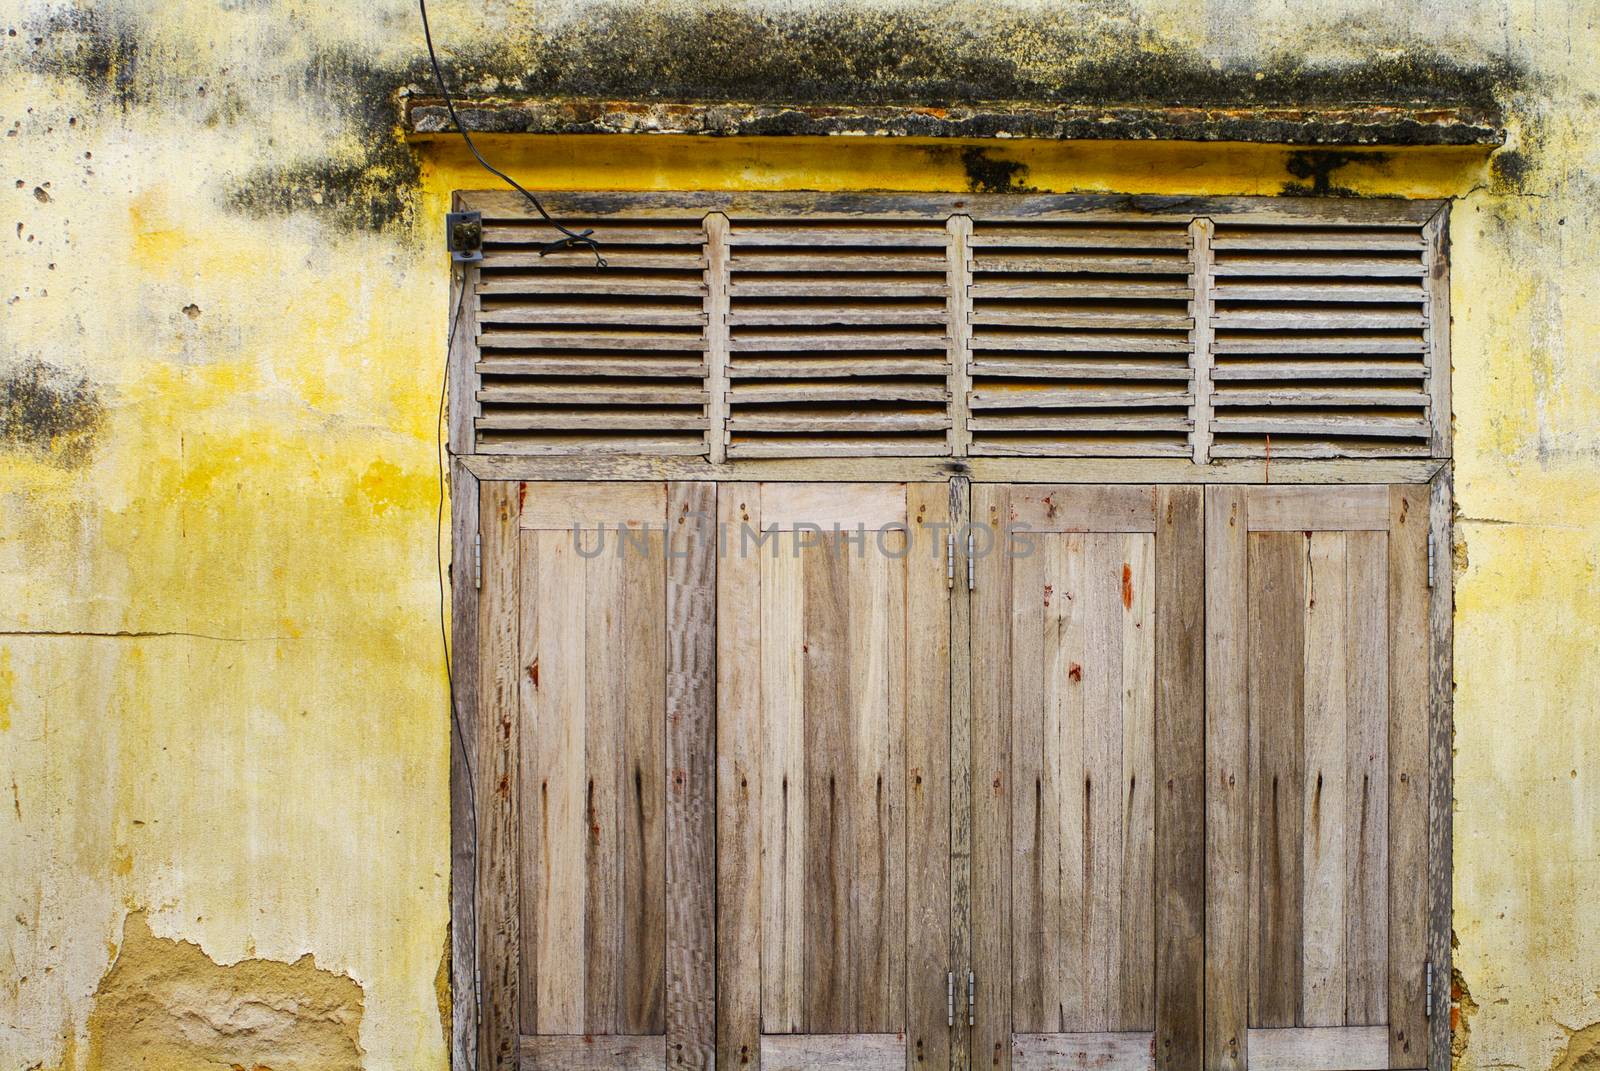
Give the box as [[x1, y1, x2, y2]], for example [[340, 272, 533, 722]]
[[404, 97, 1504, 147]]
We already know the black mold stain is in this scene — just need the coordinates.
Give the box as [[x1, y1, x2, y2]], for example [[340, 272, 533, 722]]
[[959, 147, 1034, 193], [1489, 147, 1533, 193], [1, 358, 106, 467], [13, 5, 144, 109], [1282, 150, 1391, 197]]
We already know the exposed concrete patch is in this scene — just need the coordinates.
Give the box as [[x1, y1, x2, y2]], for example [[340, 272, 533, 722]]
[[1551, 1022, 1600, 1071], [84, 912, 364, 1071], [0, 358, 106, 468], [1452, 965, 1478, 1065]]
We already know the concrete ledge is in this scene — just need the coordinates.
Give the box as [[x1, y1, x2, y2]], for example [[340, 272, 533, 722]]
[[403, 97, 1504, 146]]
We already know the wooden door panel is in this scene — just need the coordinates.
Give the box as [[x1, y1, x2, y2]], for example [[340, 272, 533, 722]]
[[485, 480, 715, 1071], [718, 483, 950, 1071], [1206, 485, 1429, 1071], [974, 485, 1204, 1071]]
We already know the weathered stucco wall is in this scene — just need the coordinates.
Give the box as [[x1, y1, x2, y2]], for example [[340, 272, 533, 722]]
[[1, 2, 1596, 1069]]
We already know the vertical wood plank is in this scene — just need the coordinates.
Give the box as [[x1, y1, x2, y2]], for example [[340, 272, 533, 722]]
[[1388, 485, 1430, 1068], [584, 541, 624, 1035], [477, 481, 521, 1070], [806, 535, 857, 1031], [1427, 470, 1455, 1071], [450, 459, 481, 1071], [949, 478, 975, 1071], [761, 536, 806, 1034], [621, 528, 668, 1034], [1011, 539, 1047, 1033], [1424, 207, 1452, 460], [971, 485, 1014, 1071], [1301, 534, 1349, 1027], [948, 215, 974, 457], [1188, 218, 1216, 465], [884, 534, 910, 1035], [446, 254, 481, 455], [906, 483, 952, 1071], [718, 486, 762, 1069], [1154, 487, 1204, 1071], [705, 215, 731, 464], [527, 528, 588, 1033], [666, 482, 717, 1069], [1205, 487, 1249, 1071], [1345, 531, 1390, 1025], [1084, 534, 1126, 1031], [1119, 533, 1157, 1032], [851, 543, 894, 1030], [1249, 531, 1305, 1029], [1052, 535, 1087, 1035]]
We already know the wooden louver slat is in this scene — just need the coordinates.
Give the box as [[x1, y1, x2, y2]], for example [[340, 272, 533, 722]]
[[457, 194, 1449, 463]]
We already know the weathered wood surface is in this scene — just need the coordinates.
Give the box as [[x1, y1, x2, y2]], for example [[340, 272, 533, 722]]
[[758, 1032, 907, 1071], [520, 1034, 666, 1071], [1012, 1032, 1157, 1071], [1427, 469, 1455, 1071], [1245, 486, 1389, 531], [450, 460, 481, 1071], [1244, 1026, 1391, 1070], [948, 478, 974, 1071]]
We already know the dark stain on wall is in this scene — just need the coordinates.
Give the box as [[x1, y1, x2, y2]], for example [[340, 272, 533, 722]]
[[1490, 147, 1533, 193], [1282, 149, 1392, 196], [959, 147, 1034, 193], [1, 358, 106, 467], [11, 5, 145, 108]]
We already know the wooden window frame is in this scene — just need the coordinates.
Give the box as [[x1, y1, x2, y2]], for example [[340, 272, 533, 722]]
[[447, 189, 1455, 1071]]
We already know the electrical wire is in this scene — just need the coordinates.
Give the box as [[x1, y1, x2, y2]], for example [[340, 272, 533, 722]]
[[436, 265, 484, 1060], [419, 0, 606, 267]]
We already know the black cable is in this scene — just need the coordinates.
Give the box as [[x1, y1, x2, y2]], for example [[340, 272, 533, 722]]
[[436, 266, 484, 1059], [419, 0, 606, 267]]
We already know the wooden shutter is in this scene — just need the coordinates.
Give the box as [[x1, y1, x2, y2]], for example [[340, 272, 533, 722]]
[[477, 481, 714, 1070], [1205, 216, 1443, 459], [965, 220, 1197, 457], [717, 483, 951, 1071], [457, 193, 1448, 463], [473, 208, 712, 455], [1205, 485, 1430, 1071], [970, 485, 1204, 1071]]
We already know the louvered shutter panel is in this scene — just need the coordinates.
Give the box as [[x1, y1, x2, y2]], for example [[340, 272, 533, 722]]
[[473, 209, 711, 455], [723, 216, 953, 457], [966, 219, 1197, 456], [1206, 219, 1435, 458], [456, 194, 1448, 463]]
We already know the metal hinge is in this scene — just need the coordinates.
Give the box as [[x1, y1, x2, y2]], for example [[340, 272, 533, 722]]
[[946, 533, 955, 589], [946, 972, 955, 1027], [1425, 961, 1434, 1018], [967, 970, 975, 1026], [474, 531, 482, 590], [965, 533, 975, 591], [1427, 532, 1437, 589]]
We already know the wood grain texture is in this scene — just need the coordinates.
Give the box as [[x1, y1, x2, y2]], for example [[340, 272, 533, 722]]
[[1388, 485, 1430, 1068], [759, 482, 908, 530], [1245, 486, 1389, 531], [447, 252, 481, 456], [520, 481, 668, 530], [1301, 534, 1348, 1027], [450, 460, 481, 1071], [1153, 487, 1204, 1070], [1084, 534, 1126, 1031], [520, 1034, 666, 1071], [1010, 535, 1048, 1033], [1118, 532, 1157, 1032], [706, 213, 731, 463], [477, 481, 522, 1070], [971, 484, 1014, 1071], [1204, 486, 1249, 1071], [1012, 1032, 1156, 1071], [1244, 1026, 1390, 1070], [1427, 470, 1454, 1071], [1248, 531, 1305, 1029], [949, 478, 975, 1071], [906, 482, 953, 1071], [1424, 207, 1452, 460], [1346, 531, 1390, 1026], [718, 485, 763, 1070], [666, 483, 715, 1067], [1188, 219, 1215, 465], [949, 215, 974, 457], [759, 1033, 907, 1071], [760, 539, 806, 1034], [1008, 485, 1158, 532]]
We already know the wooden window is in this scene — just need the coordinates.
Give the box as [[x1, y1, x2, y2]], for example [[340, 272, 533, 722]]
[[453, 194, 1450, 464]]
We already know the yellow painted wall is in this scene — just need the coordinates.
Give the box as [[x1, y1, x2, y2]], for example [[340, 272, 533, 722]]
[[2, 2, 1597, 1070]]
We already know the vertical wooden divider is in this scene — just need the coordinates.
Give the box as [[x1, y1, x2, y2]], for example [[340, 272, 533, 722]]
[[667, 482, 717, 1069], [1427, 469, 1454, 1071], [705, 215, 731, 464], [1188, 218, 1215, 466], [1205, 486, 1249, 1071], [1424, 206, 1452, 461], [970, 483, 1012, 1071], [949, 477, 974, 1071], [450, 459, 481, 1071], [947, 217, 974, 458], [1155, 487, 1205, 1068], [476, 480, 522, 1071]]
